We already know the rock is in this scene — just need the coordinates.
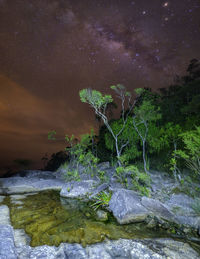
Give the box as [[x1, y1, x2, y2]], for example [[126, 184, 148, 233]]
[[10, 194, 28, 205], [96, 209, 108, 222], [0, 195, 5, 203], [141, 197, 176, 222], [146, 218, 157, 229], [109, 189, 149, 224], [89, 183, 109, 198], [0, 225, 17, 259], [14, 238, 200, 259], [165, 193, 200, 229], [97, 162, 110, 171], [14, 229, 31, 247], [0, 205, 11, 225], [153, 238, 200, 259], [60, 180, 98, 198], [15, 170, 57, 179], [0, 177, 65, 194]]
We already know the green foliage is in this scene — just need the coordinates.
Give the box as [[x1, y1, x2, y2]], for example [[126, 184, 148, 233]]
[[57, 161, 68, 171], [175, 126, 200, 175], [104, 117, 141, 162], [79, 89, 113, 111], [134, 100, 161, 124], [90, 191, 112, 211], [65, 131, 99, 177], [98, 170, 109, 183], [63, 168, 81, 182], [115, 165, 151, 196]]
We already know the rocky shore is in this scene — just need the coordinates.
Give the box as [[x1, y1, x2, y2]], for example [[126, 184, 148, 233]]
[[0, 165, 200, 258]]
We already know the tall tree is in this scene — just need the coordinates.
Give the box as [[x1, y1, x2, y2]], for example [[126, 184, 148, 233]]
[[132, 88, 161, 174], [80, 84, 136, 165]]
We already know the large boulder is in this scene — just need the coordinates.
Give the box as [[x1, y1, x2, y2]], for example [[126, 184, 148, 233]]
[[109, 189, 149, 224]]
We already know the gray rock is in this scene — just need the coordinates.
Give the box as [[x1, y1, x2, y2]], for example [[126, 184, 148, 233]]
[[0, 225, 17, 259], [141, 197, 176, 222], [60, 180, 98, 198], [0, 177, 65, 194], [0, 205, 11, 225], [14, 229, 31, 247], [165, 193, 200, 229], [97, 162, 110, 171], [109, 189, 149, 224], [0, 195, 5, 203], [96, 209, 108, 221], [154, 238, 200, 259], [89, 183, 109, 198], [15, 170, 57, 179], [15, 238, 200, 259]]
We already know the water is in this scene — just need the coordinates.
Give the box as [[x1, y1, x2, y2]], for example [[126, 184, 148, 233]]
[[1, 190, 200, 249]]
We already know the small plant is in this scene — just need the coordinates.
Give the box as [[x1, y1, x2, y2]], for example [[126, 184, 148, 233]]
[[115, 166, 128, 186], [98, 170, 109, 183], [90, 191, 112, 211], [57, 161, 69, 172], [63, 169, 80, 182], [191, 198, 200, 215], [114, 164, 151, 196]]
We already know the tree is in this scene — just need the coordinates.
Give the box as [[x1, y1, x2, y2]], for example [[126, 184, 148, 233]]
[[80, 84, 136, 165], [132, 88, 161, 174], [175, 126, 200, 176]]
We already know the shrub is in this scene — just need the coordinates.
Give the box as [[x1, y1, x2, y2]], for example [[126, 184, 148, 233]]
[[90, 191, 112, 210]]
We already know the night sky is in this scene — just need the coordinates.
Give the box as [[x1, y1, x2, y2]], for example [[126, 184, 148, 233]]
[[0, 0, 200, 171]]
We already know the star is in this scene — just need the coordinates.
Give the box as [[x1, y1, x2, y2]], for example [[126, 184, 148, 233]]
[[163, 2, 169, 8]]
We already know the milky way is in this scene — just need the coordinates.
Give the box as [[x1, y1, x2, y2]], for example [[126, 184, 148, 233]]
[[0, 0, 200, 170]]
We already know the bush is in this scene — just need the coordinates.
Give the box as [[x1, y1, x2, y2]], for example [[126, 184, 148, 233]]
[[115, 165, 151, 196], [90, 191, 112, 210]]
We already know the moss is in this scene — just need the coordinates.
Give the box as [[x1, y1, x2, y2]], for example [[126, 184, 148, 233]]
[[0, 190, 197, 247]]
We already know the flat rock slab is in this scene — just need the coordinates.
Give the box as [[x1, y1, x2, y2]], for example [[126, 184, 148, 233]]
[[0, 205, 11, 225], [0, 177, 65, 194], [0, 225, 17, 259], [109, 189, 149, 224], [60, 180, 98, 198]]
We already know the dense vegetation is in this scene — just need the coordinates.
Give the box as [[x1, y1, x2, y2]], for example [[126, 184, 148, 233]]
[[47, 59, 200, 195]]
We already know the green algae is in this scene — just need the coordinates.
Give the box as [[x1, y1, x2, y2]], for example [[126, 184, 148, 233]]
[[0, 190, 197, 247]]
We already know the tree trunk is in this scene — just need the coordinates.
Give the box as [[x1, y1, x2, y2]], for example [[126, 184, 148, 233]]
[[143, 140, 148, 174]]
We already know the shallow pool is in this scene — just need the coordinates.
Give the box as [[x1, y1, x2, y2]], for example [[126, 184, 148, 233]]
[[1, 190, 199, 249]]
